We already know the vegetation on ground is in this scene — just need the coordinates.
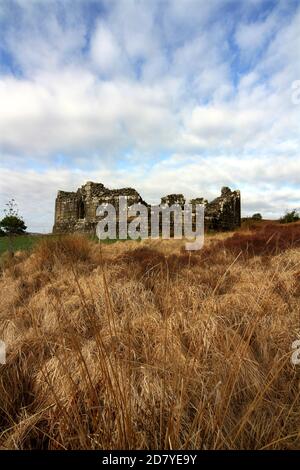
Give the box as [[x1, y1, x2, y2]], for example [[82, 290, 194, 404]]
[[0, 234, 45, 256], [0, 199, 27, 236], [0, 223, 300, 449], [280, 209, 300, 224]]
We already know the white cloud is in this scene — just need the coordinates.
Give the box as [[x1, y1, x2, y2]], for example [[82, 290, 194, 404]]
[[1, 151, 300, 232], [235, 14, 276, 53], [90, 22, 123, 75], [0, 70, 179, 156], [0, 0, 299, 230], [2, 3, 87, 76]]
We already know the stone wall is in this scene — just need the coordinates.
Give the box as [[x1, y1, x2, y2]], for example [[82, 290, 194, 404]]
[[53, 182, 146, 234], [205, 187, 241, 231], [53, 182, 241, 234]]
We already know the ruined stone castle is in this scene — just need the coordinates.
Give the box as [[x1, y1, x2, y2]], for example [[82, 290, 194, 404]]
[[53, 182, 241, 235]]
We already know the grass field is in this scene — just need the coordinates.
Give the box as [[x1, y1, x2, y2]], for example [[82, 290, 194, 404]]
[[0, 233, 136, 256], [0, 234, 45, 255], [0, 217, 269, 257], [0, 223, 300, 449]]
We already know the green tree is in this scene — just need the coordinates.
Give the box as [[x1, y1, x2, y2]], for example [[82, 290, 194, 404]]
[[280, 209, 300, 224], [0, 199, 27, 235], [0, 199, 27, 255], [252, 213, 262, 220]]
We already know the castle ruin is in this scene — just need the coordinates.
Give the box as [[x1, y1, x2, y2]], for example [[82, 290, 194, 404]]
[[53, 182, 241, 235]]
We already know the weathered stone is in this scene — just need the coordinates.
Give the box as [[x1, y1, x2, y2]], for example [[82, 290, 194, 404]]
[[189, 197, 208, 211], [53, 182, 146, 235], [205, 187, 241, 231], [53, 182, 241, 234], [161, 194, 186, 208]]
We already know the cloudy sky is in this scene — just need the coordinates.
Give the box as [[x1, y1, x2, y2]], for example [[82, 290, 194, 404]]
[[0, 0, 299, 232]]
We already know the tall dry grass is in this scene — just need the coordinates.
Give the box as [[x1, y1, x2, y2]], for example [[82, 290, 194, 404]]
[[0, 225, 300, 450]]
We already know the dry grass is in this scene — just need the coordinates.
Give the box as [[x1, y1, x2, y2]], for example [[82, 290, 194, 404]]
[[0, 225, 300, 450]]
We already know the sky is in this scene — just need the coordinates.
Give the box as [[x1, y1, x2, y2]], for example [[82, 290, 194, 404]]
[[0, 0, 299, 232]]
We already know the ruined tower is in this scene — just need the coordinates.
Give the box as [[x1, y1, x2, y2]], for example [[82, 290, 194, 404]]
[[53, 182, 241, 234], [205, 187, 241, 231], [53, 181, 146, 234]]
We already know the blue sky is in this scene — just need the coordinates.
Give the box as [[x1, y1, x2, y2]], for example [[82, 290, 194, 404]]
[[0, 0, 299, 232]]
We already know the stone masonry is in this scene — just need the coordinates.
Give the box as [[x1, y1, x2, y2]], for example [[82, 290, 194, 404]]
[[53, 181, 241, 235]]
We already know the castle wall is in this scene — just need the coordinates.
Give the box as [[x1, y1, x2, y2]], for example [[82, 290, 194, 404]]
[[53, 182, 241, 235], [205, 187, 241, 231], [53, 191, 79, 233]]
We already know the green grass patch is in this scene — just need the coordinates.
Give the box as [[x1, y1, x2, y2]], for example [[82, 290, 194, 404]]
[[0, 234, 49, 255], [0, 233, 139, 256]]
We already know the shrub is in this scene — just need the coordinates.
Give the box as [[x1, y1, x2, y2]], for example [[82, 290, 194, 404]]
[[219, 222, 300, 257], [34, 234, 95, 270], [280, 209, 300, 224], [252, 213, 262, 220], [0, 215, 27, 235]]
